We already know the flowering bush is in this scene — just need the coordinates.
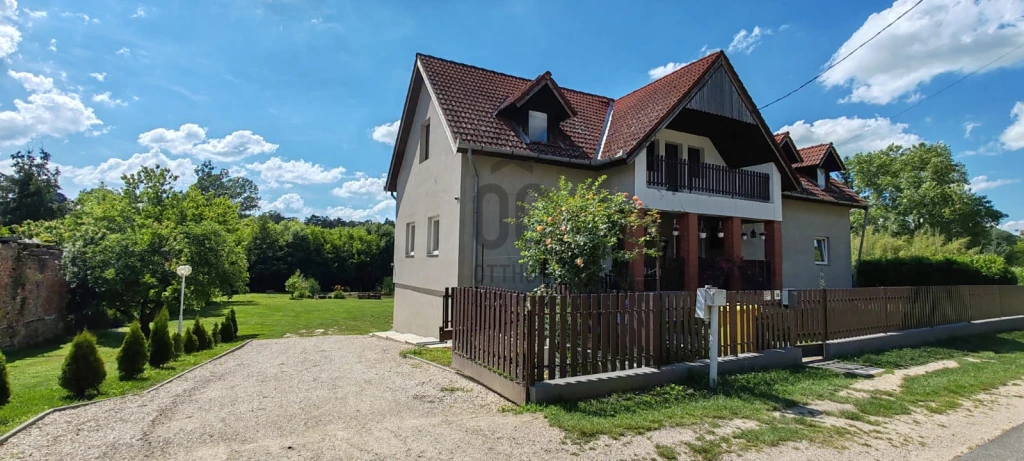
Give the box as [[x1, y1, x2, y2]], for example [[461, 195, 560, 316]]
[[510, 176, 661, 292]]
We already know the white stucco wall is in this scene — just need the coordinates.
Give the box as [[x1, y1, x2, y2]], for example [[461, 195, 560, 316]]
[[633, 128, 783, 221], [392, 83, 463, 338], [781, 198, 854, 289]]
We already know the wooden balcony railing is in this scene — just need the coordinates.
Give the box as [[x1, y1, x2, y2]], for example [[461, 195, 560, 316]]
[[646, 156, 771, 202]]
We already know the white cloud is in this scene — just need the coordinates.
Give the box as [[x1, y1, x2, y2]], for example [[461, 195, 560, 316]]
[[1001, 101, 1024, 151], [968, 175, 1018, 193], [727, 26, 771, 54], [0, 23, 21, 59], [7, 69, 54, 92], [779, 116, 924, 156], [820, 0, 1024, 105], [131, 6, 145, 18], [310, 17, 321, 24], [648, 62, 686, 80], [91, 92, 127, 107], [0, 158, 11, 174], [779, 24, 790, 32], [23, 8, 46, 18], [115, 47, 130, 56], [89, 72, 106, 82], [137, 124, 278, 161], [963, 141, 1003, 157], [371, 120, 400, 145], [47, 38, 56, 52], [0, 70, 102, 147], [326, 199, 395, 222], [244, 157, 346, 187], [260, 193, 311, 215], [964, 121, 981, 138], [60, 149, 196, 187], [87, 125, 113, 137], [331, 174, 388, 200], [61, 12, 98, 23], [1, 0, 17, 17], [1000, 220, 1024, 234]]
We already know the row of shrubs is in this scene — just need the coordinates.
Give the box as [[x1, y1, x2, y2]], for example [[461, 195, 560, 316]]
[[856, 254, 1018, 287], [0, 307, 241, 404]]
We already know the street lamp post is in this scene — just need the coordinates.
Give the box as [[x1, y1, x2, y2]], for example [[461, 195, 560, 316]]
[[176, 265, 192, 334]]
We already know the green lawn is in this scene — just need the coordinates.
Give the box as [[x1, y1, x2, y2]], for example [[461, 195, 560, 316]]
[[0, 293, 393, 434], [517, 330, 1024, 460]]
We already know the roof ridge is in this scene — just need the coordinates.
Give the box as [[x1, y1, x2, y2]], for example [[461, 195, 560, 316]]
[[613, 51, 723, 102], [798, 142, 831, 150], [416, 53, 613, 101]]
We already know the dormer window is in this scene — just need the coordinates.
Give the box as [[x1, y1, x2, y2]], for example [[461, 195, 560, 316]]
[[817, 168, 827, 189], [527, 110, 548, 143]]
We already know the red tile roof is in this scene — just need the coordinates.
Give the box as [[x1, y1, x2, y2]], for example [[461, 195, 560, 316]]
[[793, 143, 831, 168], [494, 71, 577, 118], [786, 172, 867, 207], [418, 54, 611, 160], [600, 53, 720, 159], [773, 132, 789, 146]]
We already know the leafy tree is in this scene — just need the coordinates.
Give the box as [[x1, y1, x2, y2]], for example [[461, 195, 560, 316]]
[[192, 317, 211, 351], [172, 332, 184, 359], [0, 350, 11, 405], [0, 150, 68, 226], [117, 322, 149, 380], [37, 166, 248, 336], [846, 142, 1006, 246], [260, 210, 287, 224], [220, 315, 235, 342], [59, 331, 107, 398], [855, 227, 978, 260], [211, 322, 220, 346], [245, 215, 290, 292], [192, 161, 260, 216], [148, 308, 173, 367], [183, 329, 198, 354], [509, 176, 662, 292]]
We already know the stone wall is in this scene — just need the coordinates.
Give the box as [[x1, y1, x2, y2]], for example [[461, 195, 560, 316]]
[[0, 237, 68, 349]]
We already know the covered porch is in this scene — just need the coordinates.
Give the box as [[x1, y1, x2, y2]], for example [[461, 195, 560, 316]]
[[624, 212, 783, 292]]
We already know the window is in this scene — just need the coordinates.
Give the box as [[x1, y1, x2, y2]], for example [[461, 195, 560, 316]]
[[427, 216, 440, 256], [817, 168, 827, 189], [687, 146, 703, 180], [420, 120, 430, 162], [813, 237, 829, 265], [527, 111, 548, 143], [405, 222, 416, 257]]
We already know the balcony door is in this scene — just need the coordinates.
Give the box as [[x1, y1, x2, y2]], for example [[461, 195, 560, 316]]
[[687, 146, 702, 186], [665, 143, 680, 191]]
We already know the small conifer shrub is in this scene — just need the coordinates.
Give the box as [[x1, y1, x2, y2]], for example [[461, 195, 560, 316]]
[[117, 322, 149, 380], [59, 331, 107, 398]]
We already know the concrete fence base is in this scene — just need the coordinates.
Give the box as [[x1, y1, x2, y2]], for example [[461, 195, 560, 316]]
[[824, 316, 1024, 359], [529, 347, 803, 403]]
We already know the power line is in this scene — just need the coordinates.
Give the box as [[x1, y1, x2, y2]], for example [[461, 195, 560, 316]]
[[834, 40, 1024, 150], [758, 0, 925, 111]]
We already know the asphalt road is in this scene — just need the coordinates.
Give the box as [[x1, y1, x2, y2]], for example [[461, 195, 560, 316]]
[[957, 422, 1024, 461]]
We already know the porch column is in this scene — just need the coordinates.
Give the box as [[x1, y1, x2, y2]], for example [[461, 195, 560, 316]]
[[626, 218, 645, 292], [764, 220, 783, 290], [723, 217, 742, 291], [678, 213, 699, 292]]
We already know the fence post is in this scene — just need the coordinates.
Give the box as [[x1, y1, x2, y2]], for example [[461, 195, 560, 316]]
[[821, 288, 829, 344], [652, 293, 664, 368], [524, 296, 535, 387]]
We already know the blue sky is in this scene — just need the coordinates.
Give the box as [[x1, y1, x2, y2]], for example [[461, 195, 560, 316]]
[[2, 0, 1024, 227]]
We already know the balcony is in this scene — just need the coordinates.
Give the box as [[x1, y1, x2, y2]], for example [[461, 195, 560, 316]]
[[646, 156, 771, 202]]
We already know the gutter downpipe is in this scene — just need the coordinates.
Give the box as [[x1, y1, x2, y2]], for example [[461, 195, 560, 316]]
[[853, 207, 869, 287]]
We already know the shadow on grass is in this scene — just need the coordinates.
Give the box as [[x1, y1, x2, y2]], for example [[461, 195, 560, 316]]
[[3, 338, 67, 364]]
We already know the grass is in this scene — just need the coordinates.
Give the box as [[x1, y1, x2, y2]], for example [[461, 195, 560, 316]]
[[654, 443, 679, 460], [401, 347, 453, 367], [517, 330, 1024, 460], [0, 293, 393, 434]]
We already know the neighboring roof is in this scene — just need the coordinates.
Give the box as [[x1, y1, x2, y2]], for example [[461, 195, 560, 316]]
[[793, 143, 846, 169], [785, 172, 867, 208], [417, 54, 612, 160], [599, 52, 720, 159], [493, 71, 577, 119], [773, 132, 789, 146]]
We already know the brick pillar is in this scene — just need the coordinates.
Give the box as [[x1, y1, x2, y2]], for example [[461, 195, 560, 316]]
[[626, 220, 646, 292], [677, 213, 699, 292], [764, 220, 783, 290], [723, 217, 742, 291]]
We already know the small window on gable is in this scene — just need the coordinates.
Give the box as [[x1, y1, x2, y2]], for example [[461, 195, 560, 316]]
[[405, 222, 416, 257], [420, 120, 430, 162], [527, 111, 548, 143], [427, 216, 440, 256], [813, 237, 829, 265], [817, 168, 827, 189]]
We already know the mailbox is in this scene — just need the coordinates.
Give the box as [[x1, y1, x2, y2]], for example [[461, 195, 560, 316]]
[[696, 286, 727, 320]]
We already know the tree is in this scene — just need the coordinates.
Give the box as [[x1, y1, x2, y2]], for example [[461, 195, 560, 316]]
[[509, 176, 661, 292], [229, 308, 239, 337], [183, 329, 198, 354], [245, 215, 290, 292], [172, 332, 184, 359], [220, 315, 235, 342], [0, 150, 68, 226], [192, 161, 260, 216], [59, 331, 107, 398], [0, 350, 11, 405], [846, 142, 1006, 246], [192, 317, 211, 351], [117, 322, 149, 380], [211, 322, 220, 346], [148, 308, 173, 367]]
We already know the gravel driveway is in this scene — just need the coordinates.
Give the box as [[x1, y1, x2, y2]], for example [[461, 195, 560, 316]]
[[0, 336, 660, 460]]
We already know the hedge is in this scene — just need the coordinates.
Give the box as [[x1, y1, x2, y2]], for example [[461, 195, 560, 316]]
[[856, 254, 1017, 287]]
